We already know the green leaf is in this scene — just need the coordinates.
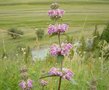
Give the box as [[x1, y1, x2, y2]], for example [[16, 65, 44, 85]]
[[57, 55, 64, 63], [40, 73, 59, 79], [49, 33, 58, 38]]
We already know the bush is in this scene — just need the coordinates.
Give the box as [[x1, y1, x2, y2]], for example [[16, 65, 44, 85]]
[[8, 28, 24, 39], [101, 24, 109, 43], [36, 28, 44, 40], [92, 25, 100, 49]]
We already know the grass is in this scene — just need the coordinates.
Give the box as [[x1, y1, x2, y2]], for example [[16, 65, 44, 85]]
[[0, 0, 109, 90], [0, 51, 109, 90], [0, 1, 109, 28]]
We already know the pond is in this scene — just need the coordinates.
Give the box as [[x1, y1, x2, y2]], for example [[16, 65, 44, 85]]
[[31, 46, 49, 60]]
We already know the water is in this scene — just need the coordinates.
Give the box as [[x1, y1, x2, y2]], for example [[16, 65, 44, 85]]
[[31, 47, 49, 61]]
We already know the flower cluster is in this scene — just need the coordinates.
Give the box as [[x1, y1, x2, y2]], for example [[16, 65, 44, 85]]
[[19, 79, 33, 90], [19, 66, 33, 90], [49, 67, 63, 76], [40, 80, 48, 87], [49, 67, 74, 81], [48, 9, 64, 19], [62, 68, 74, 80], [50, 43, 72, 56], [48, 24, 68, 35]]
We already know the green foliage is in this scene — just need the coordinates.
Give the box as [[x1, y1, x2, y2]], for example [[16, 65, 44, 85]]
[[69, 49, 74, 59], [92, 25, 100, 49], [80, 36, 86, 51], [101, 24, 109, 43], [24, 46, 31, 64], [98, 40, 109, 60], [36, 28, 44, 40], [8, 28, 24, 39], [66, 35, 73, 43], [16, 44, 26, 54]]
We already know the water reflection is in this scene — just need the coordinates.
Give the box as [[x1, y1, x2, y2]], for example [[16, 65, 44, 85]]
[[31, 47, 49, 60]]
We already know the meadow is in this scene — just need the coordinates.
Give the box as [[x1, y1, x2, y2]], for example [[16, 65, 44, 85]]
[[0, 0, 109, 90]]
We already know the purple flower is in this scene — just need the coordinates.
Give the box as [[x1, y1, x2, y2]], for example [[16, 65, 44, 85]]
[[49, 67, 57, 75], [48, 67, 74, 81], [48, 25, 57, 35], [40, 80, 48, 86], [19, 79, 33, 90], [19, 80, 26, 89], [48, 24, 68, 35], [57, 24, 68, 32], [49, 67, 62, 76], [50, 43, 72, 56], [48, 9, 64, 18], [62, 68, 74, 81], [50, 44, 60, 56], [27, 79, 33, 88]]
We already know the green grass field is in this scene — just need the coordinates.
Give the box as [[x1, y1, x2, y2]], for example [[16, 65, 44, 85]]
[[0, 0, 109, 28], [0, 0, 109, 53], [0, 0, 109, 90]]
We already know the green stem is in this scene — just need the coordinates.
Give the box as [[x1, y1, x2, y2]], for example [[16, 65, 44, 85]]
[[42, 86, 44, 90], [58, 61, 63, 90], [58, 77, 62, 90], [40, 75, 59, 79], [57, 32, 63, 90], [58, 32, 61, 48]]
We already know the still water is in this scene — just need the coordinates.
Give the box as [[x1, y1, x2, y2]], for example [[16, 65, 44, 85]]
[[31, 47, 49, 60]]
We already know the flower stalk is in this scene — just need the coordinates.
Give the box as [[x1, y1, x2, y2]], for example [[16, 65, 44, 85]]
[[57, 32, 63, 90], [40, 2, 74, 90]]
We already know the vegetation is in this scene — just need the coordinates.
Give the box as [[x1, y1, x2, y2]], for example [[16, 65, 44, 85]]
[[8, 28, 24, 39], [36, 28, 44, 40], [0, 0, 109, 90], [101, 24, 109, 43]]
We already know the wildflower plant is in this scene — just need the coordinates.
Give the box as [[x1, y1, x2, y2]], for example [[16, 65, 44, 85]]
[[19, 65, 33, 90], [40, 79, 48, 90], [40, 2, 74, 90]]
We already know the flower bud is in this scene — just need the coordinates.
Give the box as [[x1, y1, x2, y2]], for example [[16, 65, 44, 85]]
[[50, 3, 59, 9], [20, 65, 28, 73], [21, 72, 28, 80], [40, 80, 48, 86]]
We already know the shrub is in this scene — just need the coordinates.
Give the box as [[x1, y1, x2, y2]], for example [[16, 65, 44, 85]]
[[101, 24, 109, 43], [98, 40, 109, 61], [36, 28, 44, 40], [8, 28, 24, 39], [92, 25, 100, 49], [80, 36, 86, 51]]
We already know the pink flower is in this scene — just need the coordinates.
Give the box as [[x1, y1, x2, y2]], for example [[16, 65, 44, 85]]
[[27, 79, 33, 88], [61, 43, 72, 56], [40, 80, 48, 86], [50, 44, 60, 56], [19, 79, 33, 90], [49, 67, 62, 76], [49, 67, 57, 75], [58, 24, 68, 32], [50, 43, 72, 56], [19, 80, 26, 89], [48, 24, 68, 35], [48, 9, 64, 18], [62, 68, 74, 81], [48, 25, 57, 35], [48, 67, 74, 81]]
